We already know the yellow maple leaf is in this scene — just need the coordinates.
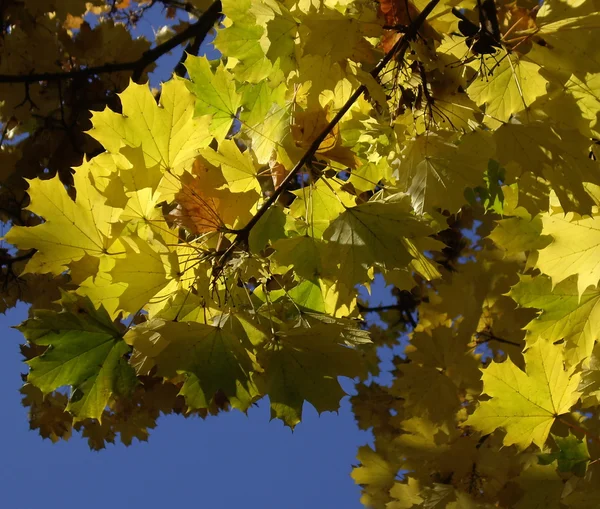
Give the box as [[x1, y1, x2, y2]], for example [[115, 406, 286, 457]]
[[5, 164, 123, 275], [467, 51, 548, 127], [510, 274, 600, 367], [396, 130, 494, 214], [465, 338, 581, 450], [88, 79, 211, 200], [536, 210, 600, 296], [201, 139, 261, 194]]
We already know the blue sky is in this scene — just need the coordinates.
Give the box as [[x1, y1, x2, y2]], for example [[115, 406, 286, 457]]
[[1, 303, 373, 509], [0, 5, 397, 508]]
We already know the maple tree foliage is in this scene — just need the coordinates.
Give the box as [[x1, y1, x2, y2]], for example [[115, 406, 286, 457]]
[[3, 0, 600, 505]]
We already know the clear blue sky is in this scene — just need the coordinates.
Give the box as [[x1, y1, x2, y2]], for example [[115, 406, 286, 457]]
[[0, 5, 398, 509]]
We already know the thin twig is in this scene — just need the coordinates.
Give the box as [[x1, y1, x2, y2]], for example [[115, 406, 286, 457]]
[[358, 303, 403, 312], [475, 330, 521, 348], [0, 1, 223, 85]]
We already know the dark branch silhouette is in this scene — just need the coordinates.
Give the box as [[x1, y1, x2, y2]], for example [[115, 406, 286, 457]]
[[0, 1, 222, 85]]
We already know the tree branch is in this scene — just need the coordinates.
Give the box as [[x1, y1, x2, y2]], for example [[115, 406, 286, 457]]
[[173, 8, 220, 79], [475, 330, 521, 348], [358, 303, 404, 312], [228, 0, 441, 253], [0, 249, 36, 267], [0, 1, 223, 85]]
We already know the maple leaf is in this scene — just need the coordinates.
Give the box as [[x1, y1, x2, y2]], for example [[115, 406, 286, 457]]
[[538, 432, 591, 477], [254, 322, 369, 427], [171, 164, 258, 234], [88, 79, 210, 182], [494, 123, 600, 214], [387, 478, 424, 509], [465, 338, 582, 450], [214, 0, 272, 82], [489, 208, 547, 257], [20, 384, 73, 443], [215, 0, 297, 82], [125, 318, 257, 411], [301, 6, 376, 65], [536, 209, 600, 296], [514, 463, 563, 509], [239, 80, 289, 164], [5, 163, 123, 275], [391, 363, 461, 424], [395, 131, 494, 214], [201, 139, 261, 194], [351, 445, 399, 508], [289, 179, 354, 238], [466, 50, 548, 127], [532, 0, 600, 75], [20, 292, 136, 421], [323, 194, 434, 289], [290, 104, 360, 168], [108, 235, 180, 315], [185, 55, 243, 141], [510, 274, 600, 367]]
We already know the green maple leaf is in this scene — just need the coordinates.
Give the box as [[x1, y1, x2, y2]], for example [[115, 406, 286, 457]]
[[21, 292, 136, 421], [323, 194, 433, 290], [538, 433, 590, 477], [185, 56, 243, 141], [125, 318, 258, 411], [254, 322, 369, 427], [465, 337, 582, 450]]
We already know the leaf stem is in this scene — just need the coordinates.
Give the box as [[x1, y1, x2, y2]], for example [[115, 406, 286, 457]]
[[558, 416, 600, 445]]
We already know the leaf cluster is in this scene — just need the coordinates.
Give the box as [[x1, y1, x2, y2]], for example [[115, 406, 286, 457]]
[[2, 0, 600, 508]]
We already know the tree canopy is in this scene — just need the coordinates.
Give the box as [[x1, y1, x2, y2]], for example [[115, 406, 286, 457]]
[[2, 0, 600, 506]]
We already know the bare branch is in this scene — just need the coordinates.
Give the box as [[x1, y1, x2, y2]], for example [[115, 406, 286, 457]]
[[475, 330, 521, 348], [173, 7, 221, 79], [0, 249, 36, 267]]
